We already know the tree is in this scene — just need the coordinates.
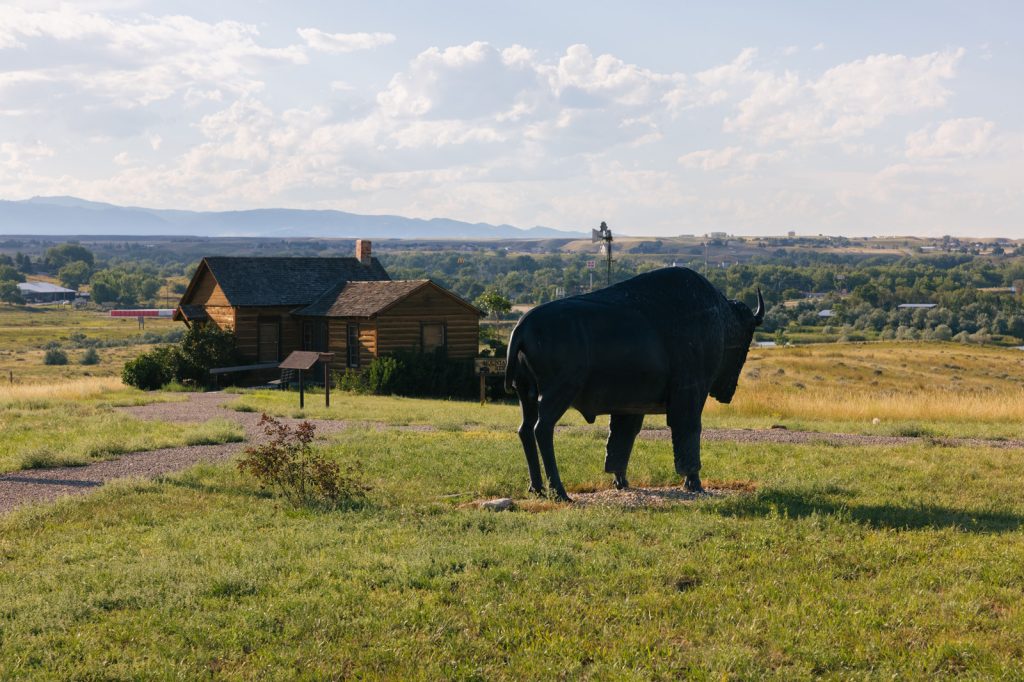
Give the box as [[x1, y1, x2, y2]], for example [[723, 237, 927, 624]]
[[58, 260, 92, 290], [474, 289, 512, 319], [90, 267, 161, 305], [45, 243, 94, 271], [0, 280, 24, 305], [0, 264, 25, 283], [15, 252, 32, 274]]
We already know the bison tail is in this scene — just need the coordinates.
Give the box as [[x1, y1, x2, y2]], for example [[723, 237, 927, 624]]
[[505, 329, 522, 392]]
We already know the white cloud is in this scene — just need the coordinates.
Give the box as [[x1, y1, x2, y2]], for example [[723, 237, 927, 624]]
[[297, 28, 395, 54], [905, 117, 995, 158], [723, 48, 965, 143], [0, 140, 54, 164], [0, 6, 307, 112], [678, 146, 743, 170]]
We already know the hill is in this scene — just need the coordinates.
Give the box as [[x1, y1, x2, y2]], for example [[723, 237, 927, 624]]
[[0, 196, 584, 240]]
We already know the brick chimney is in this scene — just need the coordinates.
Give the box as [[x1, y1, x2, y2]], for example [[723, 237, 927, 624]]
[[356, 239, 372, 266]]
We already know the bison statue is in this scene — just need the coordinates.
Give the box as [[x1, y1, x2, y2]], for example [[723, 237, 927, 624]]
[[505, 267, 764, 501]]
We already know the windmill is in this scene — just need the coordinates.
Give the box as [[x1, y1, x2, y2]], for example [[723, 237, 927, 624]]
[[591, 221, 614, 286]]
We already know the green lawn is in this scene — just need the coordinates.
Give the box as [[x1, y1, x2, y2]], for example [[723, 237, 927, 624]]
[[0, 382, 240, 472], [3, 423, 1024, 678]]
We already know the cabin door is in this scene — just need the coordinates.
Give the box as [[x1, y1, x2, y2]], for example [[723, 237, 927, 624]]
[[258, 317, 281, 363]]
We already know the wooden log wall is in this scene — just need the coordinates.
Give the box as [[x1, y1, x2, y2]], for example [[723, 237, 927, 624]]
[[234, 306, 301, 362], [186, 267, 234, 330], [375, 286, 479, 359], [327, 319, 377, 372]]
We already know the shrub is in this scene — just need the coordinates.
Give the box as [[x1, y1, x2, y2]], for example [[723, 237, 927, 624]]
[[120, 324, 239, 390], [335, 368, 368, 393], [80, 347, 100, 365], [175, 324, 239, 386], [365, 355, 402, 394], [237, 413, 369, 510], [121, 346, 178, 390], [335, 350, 475, 399], [43, 348, 68, 365]]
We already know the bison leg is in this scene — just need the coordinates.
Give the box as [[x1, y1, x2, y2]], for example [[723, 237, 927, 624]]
[[515, 383, 545, 495], [668, 391, 708, 493], [534, 386, 576, 502], [606, 414, 644, 489]]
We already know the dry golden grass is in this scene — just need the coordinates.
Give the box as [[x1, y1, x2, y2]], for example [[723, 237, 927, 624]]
[[0, 376, 126, 406], [706, 341, 1024, 435], [716, 384, 1024, 424]]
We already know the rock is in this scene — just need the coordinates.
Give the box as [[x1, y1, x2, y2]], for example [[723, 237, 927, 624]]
[[481, 497, 514, 512], [872, 417, 881, 425]]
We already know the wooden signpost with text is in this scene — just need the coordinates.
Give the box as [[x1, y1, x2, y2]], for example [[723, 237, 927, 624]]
[[279, 351, 335, 409], [474, 357, 507, 405]]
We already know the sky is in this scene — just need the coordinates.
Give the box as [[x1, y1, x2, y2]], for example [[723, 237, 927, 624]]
[[1, 1, 1023, 237]]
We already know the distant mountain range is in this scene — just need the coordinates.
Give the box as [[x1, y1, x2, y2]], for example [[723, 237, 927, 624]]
[[0, 196, 584, 240]]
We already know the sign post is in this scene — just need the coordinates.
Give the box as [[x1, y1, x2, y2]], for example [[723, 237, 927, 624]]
[[474, 357, 507, 405], [279, 351, 336, 410]]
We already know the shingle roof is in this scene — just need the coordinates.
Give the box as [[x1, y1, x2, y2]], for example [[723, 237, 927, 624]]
[[202, 257, 390, 306], [297, 280, 431, 317], [178, 304, 209, 321], [18, 282, 76, 294]]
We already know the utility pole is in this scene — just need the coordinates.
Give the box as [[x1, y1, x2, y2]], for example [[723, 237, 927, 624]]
[[592, 221, 614, 286]]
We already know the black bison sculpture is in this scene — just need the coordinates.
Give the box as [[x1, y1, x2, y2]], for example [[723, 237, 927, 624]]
[[505, 267, 764, 501]]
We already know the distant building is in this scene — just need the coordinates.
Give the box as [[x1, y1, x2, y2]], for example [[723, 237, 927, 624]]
[[818, 309, 834, 318], [17, 282, 76, 303], [897, 303, 937, 309]]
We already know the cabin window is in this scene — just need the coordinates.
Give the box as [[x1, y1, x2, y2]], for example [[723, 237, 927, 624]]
[[302, 320, 327, 352], [257, 317, 281, 363], [421, 322, 446, 354], [346, 323, 360, 368]]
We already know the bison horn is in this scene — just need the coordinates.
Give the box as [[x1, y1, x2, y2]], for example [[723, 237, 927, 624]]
[[753, 288, 765, 326]]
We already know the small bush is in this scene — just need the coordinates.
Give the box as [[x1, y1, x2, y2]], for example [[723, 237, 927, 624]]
[[121, 346, 177, 390], [80, 347, 100, 365], [237, 413, 369, 510], [43, 348, 68, 365], [175, 324, 239, 386], [335, 368, 368, 393], [365, 355, 402, 394], [334, 350, 475, 399], [120, 324, 240, 390]]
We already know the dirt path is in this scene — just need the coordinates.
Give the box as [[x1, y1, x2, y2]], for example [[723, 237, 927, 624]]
[[4, 392, 1023, 515]]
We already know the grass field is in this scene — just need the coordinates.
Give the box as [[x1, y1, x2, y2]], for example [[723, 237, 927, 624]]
[[231, 342, 1024, 439], [0, 378, 241, 473], [3, 425, 1024, 677], [0, 304, 179, 383], [3, 328, 1024, 677]]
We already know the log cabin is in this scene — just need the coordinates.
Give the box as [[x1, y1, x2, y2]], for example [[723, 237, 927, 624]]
[[173, 240, 483, 376]]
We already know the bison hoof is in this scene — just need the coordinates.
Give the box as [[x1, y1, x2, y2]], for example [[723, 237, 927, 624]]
[[683, 475, 704, 493], [612, 472, 630, 490], [552, 489, 573, 503], [528, 485, 545, 497]]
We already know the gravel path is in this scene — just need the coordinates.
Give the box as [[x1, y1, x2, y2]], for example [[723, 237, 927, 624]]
[[640, 426, 1024, 450], [0, 443, 241, 514], [0, 392, 428, 515], [5, 391, 1023, 515]]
